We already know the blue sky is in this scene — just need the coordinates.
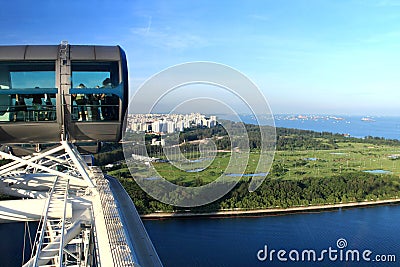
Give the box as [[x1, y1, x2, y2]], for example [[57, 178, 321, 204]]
[[1, 0, 400, 115]]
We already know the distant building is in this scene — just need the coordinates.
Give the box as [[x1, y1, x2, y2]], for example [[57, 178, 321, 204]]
[[152, 120, 167, 133], [166, 121, 175, 133], [127, 113, 217, 133]]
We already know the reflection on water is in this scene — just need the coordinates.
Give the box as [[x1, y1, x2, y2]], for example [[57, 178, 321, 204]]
[[185, 168, 205, 173], [225, 172, 268, 177], [363, 169, 391, 174]]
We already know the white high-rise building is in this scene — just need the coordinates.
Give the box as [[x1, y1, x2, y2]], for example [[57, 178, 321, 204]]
[[166, 121, 176, 133], [128, 113, 217, 133], [176, 120, 185, 132], [210, 116, 217, 127], [152, 120, 163, 133]]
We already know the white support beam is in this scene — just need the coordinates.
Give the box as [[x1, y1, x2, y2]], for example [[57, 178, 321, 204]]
[[0, 141, 96, 188], [61, 141, 95, 188], [0, 198, 72, 223], [42, 154, 70, 165], [0, 145, 65, 175], [22, 220, 84, 267], [0, 151, 85, 184]]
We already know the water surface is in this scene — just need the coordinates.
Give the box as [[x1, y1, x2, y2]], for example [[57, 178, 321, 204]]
[[144, 205, 400, 267]]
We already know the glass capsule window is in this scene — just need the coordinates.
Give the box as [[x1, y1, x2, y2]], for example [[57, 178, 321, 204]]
[[71, 61, 120, 122], [0, 61, 56, 122]]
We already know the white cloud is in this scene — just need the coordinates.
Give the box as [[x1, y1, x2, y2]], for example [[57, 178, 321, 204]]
[[249, 14, 270, 21], [376, 0, 400, 6], [130, 26, 208, 50]]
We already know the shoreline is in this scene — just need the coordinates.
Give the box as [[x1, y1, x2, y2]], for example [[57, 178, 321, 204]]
[[140, 198, 400, 220]]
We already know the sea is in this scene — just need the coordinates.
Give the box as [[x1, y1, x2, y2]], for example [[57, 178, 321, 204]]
[[2, 114, 400, 267], [245, 114, 400, 140]]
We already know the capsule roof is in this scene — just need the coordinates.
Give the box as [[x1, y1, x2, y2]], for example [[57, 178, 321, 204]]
[[0, 45, 121, 61]]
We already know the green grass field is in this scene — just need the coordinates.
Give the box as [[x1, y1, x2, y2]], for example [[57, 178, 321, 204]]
[[106, 134, 400, 214], [274, 142, 400, 180], [120, 140, 400, 186]]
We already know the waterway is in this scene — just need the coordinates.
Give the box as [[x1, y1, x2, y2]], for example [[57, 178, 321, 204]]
[[144, 204, 400, 267]]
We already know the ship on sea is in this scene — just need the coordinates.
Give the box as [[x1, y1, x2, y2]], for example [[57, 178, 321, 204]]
[[361, 117, 376, 122]]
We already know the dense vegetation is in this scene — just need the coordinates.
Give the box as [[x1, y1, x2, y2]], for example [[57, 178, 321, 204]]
[[115, 172, 400, 214], [102, 124, 400, 214]]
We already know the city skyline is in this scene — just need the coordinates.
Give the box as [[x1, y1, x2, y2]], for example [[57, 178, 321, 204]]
[[1, 1, 400, 115], [127, 113, 217, 134]]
